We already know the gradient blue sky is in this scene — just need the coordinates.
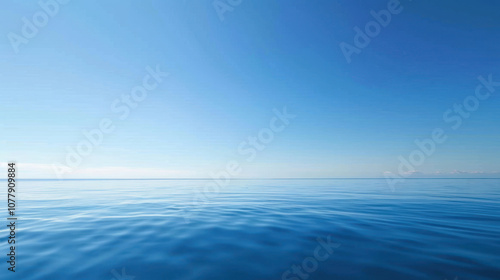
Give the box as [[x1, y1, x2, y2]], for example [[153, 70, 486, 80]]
[[1, 0, 499, 178]]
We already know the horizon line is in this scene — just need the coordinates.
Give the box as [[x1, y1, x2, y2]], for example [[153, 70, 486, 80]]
[[8, 177, 500, 181]]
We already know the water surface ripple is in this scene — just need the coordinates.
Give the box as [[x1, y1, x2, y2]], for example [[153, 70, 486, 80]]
[[1, 179, 499, 279]]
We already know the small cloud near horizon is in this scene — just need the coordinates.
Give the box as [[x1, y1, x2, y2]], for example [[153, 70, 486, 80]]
[[384, 170, 500, 178]]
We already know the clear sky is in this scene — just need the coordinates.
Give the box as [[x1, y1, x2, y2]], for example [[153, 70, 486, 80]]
[[1, 0, 499, 179]]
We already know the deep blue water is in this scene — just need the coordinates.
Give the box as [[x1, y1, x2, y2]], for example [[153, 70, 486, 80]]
[[1, 179, 499, 280]]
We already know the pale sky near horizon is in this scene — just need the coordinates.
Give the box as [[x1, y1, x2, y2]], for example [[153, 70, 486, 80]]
[[1, 0, 500, 179]]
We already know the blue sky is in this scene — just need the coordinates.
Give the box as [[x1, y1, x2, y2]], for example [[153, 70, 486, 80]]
[[1, 0, 499, 178]]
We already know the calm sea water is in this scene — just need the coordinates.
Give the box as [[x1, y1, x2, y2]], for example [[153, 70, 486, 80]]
[[1, 179, 499, 280]]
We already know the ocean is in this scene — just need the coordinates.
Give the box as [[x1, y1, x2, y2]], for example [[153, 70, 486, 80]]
[[1, 179, 499, 280]]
